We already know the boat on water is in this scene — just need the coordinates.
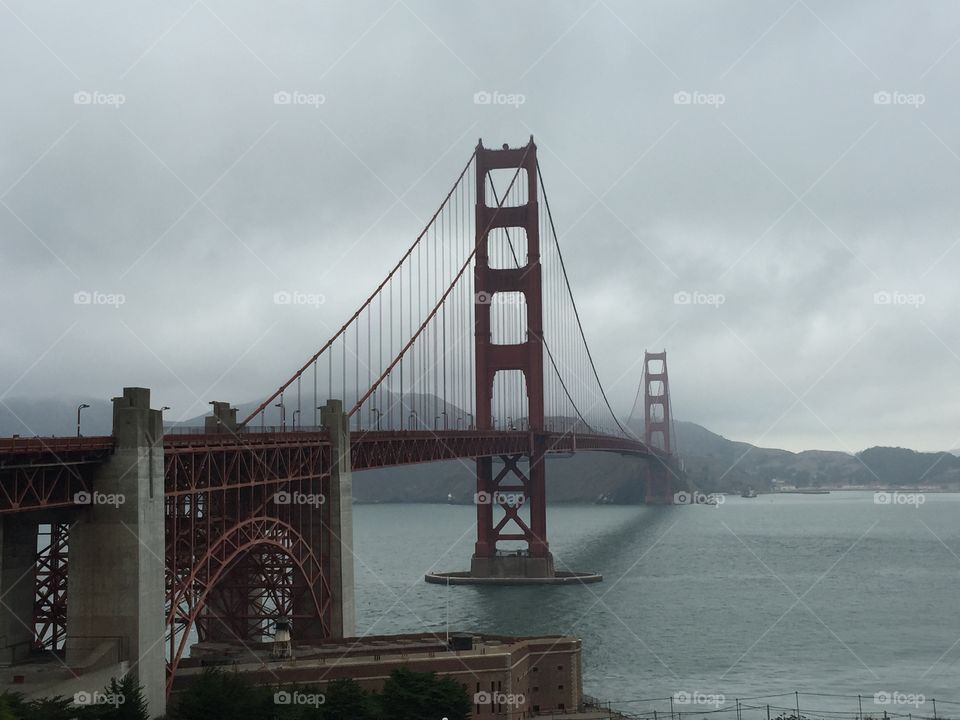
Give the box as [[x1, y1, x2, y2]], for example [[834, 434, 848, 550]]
[[741, 488, 758, 498]]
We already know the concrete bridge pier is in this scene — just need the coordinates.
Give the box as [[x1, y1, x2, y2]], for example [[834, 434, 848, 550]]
[[645, 458, 677, 505], [310, 400, 356, 638], [65, 387, 166, 718], [0, 516, 40, 664]]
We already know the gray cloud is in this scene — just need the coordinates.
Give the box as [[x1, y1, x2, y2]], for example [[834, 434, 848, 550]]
[[2, 0, 959, 451]]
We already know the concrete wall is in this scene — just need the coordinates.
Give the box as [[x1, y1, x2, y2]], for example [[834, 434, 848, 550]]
[[321, 400, 355, 638], [65, 387, 166, 718], [0, 517, 39, 664]]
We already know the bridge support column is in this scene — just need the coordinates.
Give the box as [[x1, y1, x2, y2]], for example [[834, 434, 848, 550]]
[[205, 401, 238, 433], [65, 387, 166, 718], [294, 400, 354, 639], [645, 460, 675, 504], [0, 517, 39, 664], [643, 351, 676, 505], [427, 139, 599, 586]]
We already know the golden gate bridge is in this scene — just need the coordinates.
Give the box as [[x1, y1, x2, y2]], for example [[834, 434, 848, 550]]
[[0, 138, 680, 708]]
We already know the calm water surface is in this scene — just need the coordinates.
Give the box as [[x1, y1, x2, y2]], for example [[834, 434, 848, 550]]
[[352, 492, 960, 709]]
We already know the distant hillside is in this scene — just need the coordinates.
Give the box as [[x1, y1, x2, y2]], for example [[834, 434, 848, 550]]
[[0, 397, 114, 437], [670, 421, 960, 492]]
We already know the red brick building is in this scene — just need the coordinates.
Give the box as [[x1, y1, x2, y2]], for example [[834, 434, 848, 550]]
[[176, 632, 582, 718]]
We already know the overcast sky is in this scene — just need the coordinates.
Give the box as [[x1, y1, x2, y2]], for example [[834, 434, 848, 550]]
[[2, 1, 960, 452]]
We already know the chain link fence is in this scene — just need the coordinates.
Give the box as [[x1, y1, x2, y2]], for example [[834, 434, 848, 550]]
[[576, 693, 958, 720]]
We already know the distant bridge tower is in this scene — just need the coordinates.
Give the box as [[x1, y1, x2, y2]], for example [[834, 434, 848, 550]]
[[643, 351, 675, 504]]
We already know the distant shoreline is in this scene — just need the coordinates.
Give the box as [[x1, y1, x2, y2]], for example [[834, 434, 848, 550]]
[[353, 489, 960, 506], [768, 487, 959, 494]]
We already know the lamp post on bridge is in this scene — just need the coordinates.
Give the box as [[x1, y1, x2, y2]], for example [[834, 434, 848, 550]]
[[370, 408, 382, 431], [76, 403, 90, 437], [408, 412, 417, 430], [292, 409, 300, 430], [275, 400, 286, 431]]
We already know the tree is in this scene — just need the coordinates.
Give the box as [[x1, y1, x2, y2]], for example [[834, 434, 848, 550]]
[[17, 695, 75, 720], [80, 675, 150, 720], [375, 668, 470, 720], [322, 679, 374, 720], [168, 669, 270, 720], [0, 693, 17, 720]]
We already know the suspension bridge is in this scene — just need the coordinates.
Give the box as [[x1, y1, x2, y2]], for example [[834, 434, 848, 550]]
[[0, 138, 679, 713]]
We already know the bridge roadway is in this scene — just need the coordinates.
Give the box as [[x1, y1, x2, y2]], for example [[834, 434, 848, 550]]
[[0, 429, 655, 514]]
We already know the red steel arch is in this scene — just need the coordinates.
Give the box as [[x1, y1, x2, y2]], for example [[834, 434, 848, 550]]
[[165, 515, 330, 692]]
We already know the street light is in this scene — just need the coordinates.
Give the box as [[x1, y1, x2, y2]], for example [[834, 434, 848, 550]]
[[408, 411, 417, 430], [370, 408, 382, 431], [292, 409, 301, 430], [275, 401, 286, 431], [76, 403, 90, 437]]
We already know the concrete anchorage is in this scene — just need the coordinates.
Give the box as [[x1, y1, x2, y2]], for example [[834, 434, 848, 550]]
[[65, 387, 167, 718], [319, 400, 356, 639], [0, 517, 40, 664]]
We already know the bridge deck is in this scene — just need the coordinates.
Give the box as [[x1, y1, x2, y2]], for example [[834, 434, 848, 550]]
[[0, 430, 653, 513]]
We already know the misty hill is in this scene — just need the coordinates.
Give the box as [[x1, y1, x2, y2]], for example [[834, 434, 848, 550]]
[[671, 421, 960, 493], [0, 396, 114, 437]]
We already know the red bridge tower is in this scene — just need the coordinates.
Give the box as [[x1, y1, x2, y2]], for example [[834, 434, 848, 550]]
[[643, 351, 676, 504], [470, 138, 554, 579]]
